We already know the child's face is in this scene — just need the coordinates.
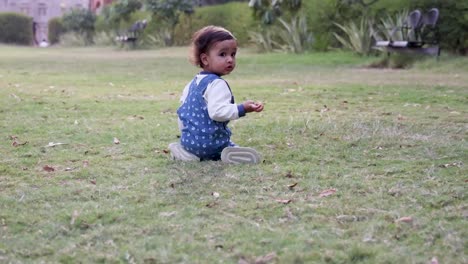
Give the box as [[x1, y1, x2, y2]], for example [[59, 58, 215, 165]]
[[200, 39, 237, 76]]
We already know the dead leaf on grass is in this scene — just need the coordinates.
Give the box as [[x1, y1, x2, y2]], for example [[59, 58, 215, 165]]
[[83, 160, 89, 167], [113, 137, 120, 144], [159, 211, 177, 217], [255, 252, 277, 264], [275, 199, 292, 204], [285, 171, 294, 178], [238, 252, 277, 264], [12, 140, 28, 147], [43, 165, 55, 172], [438, 162, 462, 168], [430, 257, 439, 264], [46, 142, 67, 147], [70, 210, 79, 225], [287, 182, 298, 190], [396, 216, 413, 223], [212, 192, 220, 198], [320, 105, 330, 113], [319, 188, 336, 197], [397, 114, 407, 120], [206, 201, 218, 208]]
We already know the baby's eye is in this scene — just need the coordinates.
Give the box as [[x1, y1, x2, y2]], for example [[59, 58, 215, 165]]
[[231, 52, 236, 57], [219, 52, 226, 57]]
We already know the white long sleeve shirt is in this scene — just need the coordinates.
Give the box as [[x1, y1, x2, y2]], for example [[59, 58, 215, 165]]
[[178, 74, 244, 131]]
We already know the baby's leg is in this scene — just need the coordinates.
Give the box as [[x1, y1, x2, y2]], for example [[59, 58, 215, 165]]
[[168, 142, 200, 161]]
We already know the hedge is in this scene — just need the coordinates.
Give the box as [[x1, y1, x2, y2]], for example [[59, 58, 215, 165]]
[[0, 12, 33, 45], [173, 2, 255, 46]]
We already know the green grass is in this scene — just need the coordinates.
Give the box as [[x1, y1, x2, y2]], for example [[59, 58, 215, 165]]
[[0, 45, 467, 263]]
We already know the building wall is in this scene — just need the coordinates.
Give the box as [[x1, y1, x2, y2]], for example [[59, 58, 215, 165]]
[[0, 0, 90, 44]]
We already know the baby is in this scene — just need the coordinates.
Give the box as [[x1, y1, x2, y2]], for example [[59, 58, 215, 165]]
[[169, 26, 264, 164]]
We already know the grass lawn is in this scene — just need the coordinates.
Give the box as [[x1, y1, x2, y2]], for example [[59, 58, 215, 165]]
[[0, 45, 466, 263]]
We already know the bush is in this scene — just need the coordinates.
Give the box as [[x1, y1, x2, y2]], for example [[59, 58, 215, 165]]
[[62, 8, 96, 45], [303, 0, 410, 51], [58, 32, 88, 47], [173, 2, 255, 46], [48, 18, 64, 45], [0, 12, 33, 45]]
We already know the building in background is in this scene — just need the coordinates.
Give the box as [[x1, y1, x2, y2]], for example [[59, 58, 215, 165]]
[[89, 0, 113, 14], [0, 0, 114, 45]]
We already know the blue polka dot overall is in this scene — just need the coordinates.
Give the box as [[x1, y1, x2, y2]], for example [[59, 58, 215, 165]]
[[177, 73, 235, 160]]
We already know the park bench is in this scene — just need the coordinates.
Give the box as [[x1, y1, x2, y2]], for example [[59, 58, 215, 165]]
[[115, 19, 147, 47], [375, 8, 440, 57]]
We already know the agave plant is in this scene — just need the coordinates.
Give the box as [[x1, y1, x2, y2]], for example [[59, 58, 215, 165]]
[[333, 17, 376, 56], [376, 9, 409, 42], [277, 13, 313, 53], [248, 29, 279, 53]]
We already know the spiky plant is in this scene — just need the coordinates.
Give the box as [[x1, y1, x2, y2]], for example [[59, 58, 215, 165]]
[[277, 13, 313, 53], [333, 17, 376, 56]]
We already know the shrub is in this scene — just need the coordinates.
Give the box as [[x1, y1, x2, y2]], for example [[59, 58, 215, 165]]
[[58, 32, 87, 47], [62, 8, 96, 45], [48, 18, 64, 45], [333, 17, 376, 56], [173, 2, 255, 46], [0, 12, 33, 45], [93, 31, 117, 46], [276, 14, 314, 53], [303, 0, 407, 51]]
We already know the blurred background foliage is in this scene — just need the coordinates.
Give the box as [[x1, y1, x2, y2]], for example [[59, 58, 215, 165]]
[[1, 0, 466, 56]]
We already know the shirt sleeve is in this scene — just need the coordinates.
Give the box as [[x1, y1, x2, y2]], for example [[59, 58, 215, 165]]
[[204, 79, 243, 122]]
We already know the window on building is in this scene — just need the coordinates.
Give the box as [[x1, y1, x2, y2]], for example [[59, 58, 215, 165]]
[[38, 3, 47, 16], [20, 4, 30, 15]]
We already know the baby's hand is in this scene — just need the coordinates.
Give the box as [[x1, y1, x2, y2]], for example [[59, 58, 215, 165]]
[[243, 100, 264, 113]]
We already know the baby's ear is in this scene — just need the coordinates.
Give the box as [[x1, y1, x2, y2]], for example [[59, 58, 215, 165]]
[[200, 53, 208, 67]]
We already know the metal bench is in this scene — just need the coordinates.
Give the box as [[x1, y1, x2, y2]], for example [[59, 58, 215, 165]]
[[375, 8, 440, 57]]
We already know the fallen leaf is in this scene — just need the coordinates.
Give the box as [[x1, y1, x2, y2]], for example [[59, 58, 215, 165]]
[[46, 142, 67, 147], [438, 162, 462, 168], [319, 188, 336, 197], [396, 216, 413, 223], [255, 252, 277, 264], [212, 192, 220, 198], [287, 182, 298, 190], [83, 160, 89, 167], [113, 137, 120, 144], [70, 210, 79, 225], [285, 171, 293, 178], [276, 199, 292, 204], [90, 180, 96, 185], [159, 211, 177, 217], [43, 165, 55, 172], [430, 257, 439, 264], [320, 105, 330, 113], [12, 140, 28, 147], [206, 201, 218, 208]]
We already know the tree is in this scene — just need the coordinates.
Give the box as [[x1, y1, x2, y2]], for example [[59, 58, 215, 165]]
[[249, 0, 301, 24], [144, 0, 194, 45], [62, 8, 96, 44], [104, 0, 143, 27]]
